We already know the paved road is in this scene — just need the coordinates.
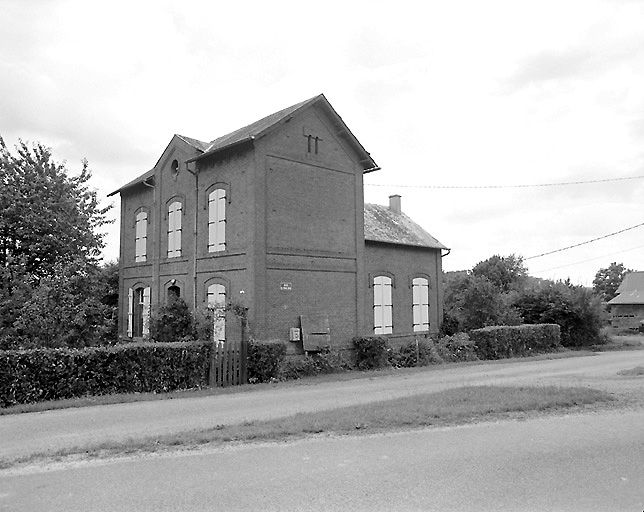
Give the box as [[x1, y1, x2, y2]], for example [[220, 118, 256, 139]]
[[2, 350, 644, 461], [1, 408, 642, 511]]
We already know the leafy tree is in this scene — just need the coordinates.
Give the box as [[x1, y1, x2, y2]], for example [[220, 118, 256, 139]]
[[592, 262, 631, 302], [443, 272, 522, 332], [0, 138, 110, 277], [513, 280, 604, 347], [5, 258, 117, 349], [0, 137, 113, 347], [472, 254, 527, 292]]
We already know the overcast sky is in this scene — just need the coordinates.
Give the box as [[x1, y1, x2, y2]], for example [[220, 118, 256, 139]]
[[2, 0, 643, 285]]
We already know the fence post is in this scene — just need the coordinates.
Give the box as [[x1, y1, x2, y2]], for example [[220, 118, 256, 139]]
[[209, 341, 216, 387], [240, 313, 248, 384]]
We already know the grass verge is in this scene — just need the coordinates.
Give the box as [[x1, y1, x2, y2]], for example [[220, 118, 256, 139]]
[[1, 385, 613, 470]]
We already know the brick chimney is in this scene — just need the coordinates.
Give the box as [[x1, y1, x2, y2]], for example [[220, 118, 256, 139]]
[[389, 194, 401, 213]]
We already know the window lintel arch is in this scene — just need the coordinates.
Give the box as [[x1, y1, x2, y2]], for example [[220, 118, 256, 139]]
[[203, 182, 231, 209], [164, 195, 186, 219], [368, 271, 396, 288], [409, 273, 432, 288], [202, 276, 231, 304], [132, 206, 151, 227]]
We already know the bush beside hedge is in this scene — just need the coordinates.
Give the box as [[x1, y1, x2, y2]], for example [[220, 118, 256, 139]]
[[247, 340, 287, 383], [0, 341, 212, 407], [279, 348, 353, 380], [388, 333, 479, 368], [469, 324, 561, 360], [353, 336, 390, 369]]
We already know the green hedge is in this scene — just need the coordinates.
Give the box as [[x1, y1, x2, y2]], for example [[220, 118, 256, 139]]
[[0, 341, 212, 407], [469, 324, 561, 360], [247, 340, 287, 383]]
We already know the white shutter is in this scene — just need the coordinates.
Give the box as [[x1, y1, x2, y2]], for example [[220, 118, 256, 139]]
[[142, 286, 151, 336], [127, 288, 133, 337]]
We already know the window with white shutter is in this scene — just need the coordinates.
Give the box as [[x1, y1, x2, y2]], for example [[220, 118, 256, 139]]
[[373, 275, 393, 334], [207, 283, 226, 343], [167, 201, 182, 257], [208, 189, 226, 252], [135, 211, 147, 262], [412, 277, 430, 332]]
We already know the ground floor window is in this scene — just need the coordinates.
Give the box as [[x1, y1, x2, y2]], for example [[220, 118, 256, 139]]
[[373, 275, 393, 334], [128, 286, 150, 337], [412, 277, 430, 332], [207, 283, 226, 343]]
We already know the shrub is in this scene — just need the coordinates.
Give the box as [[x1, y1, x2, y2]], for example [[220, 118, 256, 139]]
[[0, 341, 212, 407], [279, 348, 353, 380], [247, 339, 287, 383], [470, 324, 561, 360], [388, 339, 444, 368], [435, 333, 479, 362], [149, 297, 194, 343], [352, 336, 390, 370]]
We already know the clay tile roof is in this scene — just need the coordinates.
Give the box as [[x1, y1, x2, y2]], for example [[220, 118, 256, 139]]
[[364, 203, 447, 250], [608, 272, 644, 305]]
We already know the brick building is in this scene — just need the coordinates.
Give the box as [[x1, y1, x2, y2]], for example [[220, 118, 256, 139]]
[[110, 94, 448, 353]]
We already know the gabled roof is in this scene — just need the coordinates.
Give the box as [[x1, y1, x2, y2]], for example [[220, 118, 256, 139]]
[[186, 94, 376, 169], [364, 203, 447, 250], [608, 272, 644, 305], [186, 96, 318, 163], [110, 94, 377, 197], [176, 134, 209, 151]]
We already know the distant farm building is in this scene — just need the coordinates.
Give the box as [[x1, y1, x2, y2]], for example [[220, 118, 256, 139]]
[[607, 271, 644, 331]]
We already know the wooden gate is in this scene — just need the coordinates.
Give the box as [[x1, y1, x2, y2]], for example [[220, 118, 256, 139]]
[[209, 317, 248, 387]]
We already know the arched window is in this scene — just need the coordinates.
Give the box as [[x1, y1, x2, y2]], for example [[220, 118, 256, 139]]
[[168, 201, 182, 258], [412, 277, 430, 332], [373, 275, 393, 334], [207, 283, 226, 343], [208, 188, 226, 252], [134, 211, 148, 262], [128, 286, 150, 337], [167, 285, 181, 301]]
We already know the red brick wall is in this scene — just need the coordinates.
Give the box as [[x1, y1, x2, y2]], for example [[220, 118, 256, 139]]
[[364, 242, 443, 335]]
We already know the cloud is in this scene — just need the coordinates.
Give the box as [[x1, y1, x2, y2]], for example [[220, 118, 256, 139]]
[[503, 34, 644, 93]]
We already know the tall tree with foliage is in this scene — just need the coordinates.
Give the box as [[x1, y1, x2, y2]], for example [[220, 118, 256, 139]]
[[592, 262, 631, 302], [0, 137, 113, 348], [0, 138, 110, 276], [471, 254, 527, 293]]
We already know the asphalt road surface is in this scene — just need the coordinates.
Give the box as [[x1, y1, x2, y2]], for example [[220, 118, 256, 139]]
[[2, 350, 644, 461], [1, 408, 642, 511]]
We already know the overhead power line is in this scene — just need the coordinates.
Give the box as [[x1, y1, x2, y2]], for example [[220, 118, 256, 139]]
[[365, 174, 644, 189], [532, 243, 644, 273], [525, 222, 644, 260]]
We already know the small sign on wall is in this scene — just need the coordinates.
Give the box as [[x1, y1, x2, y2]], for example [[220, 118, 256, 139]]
[[280, 282, 292, 291]]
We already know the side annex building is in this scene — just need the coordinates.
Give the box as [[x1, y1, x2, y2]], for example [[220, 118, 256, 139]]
[[110, 94, 448, 353]]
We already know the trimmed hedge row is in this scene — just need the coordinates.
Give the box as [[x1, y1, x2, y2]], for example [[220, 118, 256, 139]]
[[470, 323, 561, 360], [0, 341, 212, 407], [247, 339, 287, 383]]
